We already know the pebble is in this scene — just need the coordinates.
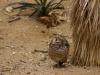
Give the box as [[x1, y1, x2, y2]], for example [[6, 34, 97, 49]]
[[12, 51, 16, 55], [41, 30, 45, 33], [39, 53, 46, 61], [9, 45, 15, 49], [35, 26, 39, 28], [27, 72, 31, 74], [5, 6, 13, 13]]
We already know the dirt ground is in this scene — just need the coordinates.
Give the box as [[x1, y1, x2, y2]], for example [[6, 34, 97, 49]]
[[0, 0, 100, 75]]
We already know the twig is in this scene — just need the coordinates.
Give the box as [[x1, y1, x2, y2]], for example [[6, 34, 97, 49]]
[[34, 49, 48, 53]]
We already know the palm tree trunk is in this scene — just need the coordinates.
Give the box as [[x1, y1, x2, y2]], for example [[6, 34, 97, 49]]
[[71, 0, 100, 66]]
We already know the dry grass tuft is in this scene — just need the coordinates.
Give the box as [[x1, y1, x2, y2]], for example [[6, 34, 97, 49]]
[[71, 0, 100, 66]]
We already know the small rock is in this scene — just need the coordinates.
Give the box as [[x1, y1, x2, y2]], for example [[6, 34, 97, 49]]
[[28, 59, 33, 62], [83, 66, 90, 70], [41, 31, 45, 33], [12, 66, 18, 70], [11, 45, 15, 48], [12, 52, 16, 55], [35, 26, 39, 28], [39, 53, 46, 61], [5, 6, 13, 13], [27, 72, 31, 74], [20, 60, 26, 63]]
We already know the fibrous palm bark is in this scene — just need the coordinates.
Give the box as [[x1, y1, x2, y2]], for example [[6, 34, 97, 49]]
[[71, 0, 100, 66]]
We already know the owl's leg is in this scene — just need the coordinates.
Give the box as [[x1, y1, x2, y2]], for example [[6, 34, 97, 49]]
[[58, 61, 63, 67], [53, 62, 65, 68]]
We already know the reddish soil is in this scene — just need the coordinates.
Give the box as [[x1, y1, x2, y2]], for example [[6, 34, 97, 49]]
[[0, 0, 100, 75]]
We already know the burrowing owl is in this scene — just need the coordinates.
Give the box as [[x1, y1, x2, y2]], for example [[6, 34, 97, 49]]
[[49, 35, 69, 67]]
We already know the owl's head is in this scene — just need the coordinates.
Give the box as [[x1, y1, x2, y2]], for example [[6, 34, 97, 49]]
[[49, 34, 69, 49]]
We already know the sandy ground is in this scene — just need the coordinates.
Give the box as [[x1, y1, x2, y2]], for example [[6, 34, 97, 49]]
[[0, 0, 100, 75]]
